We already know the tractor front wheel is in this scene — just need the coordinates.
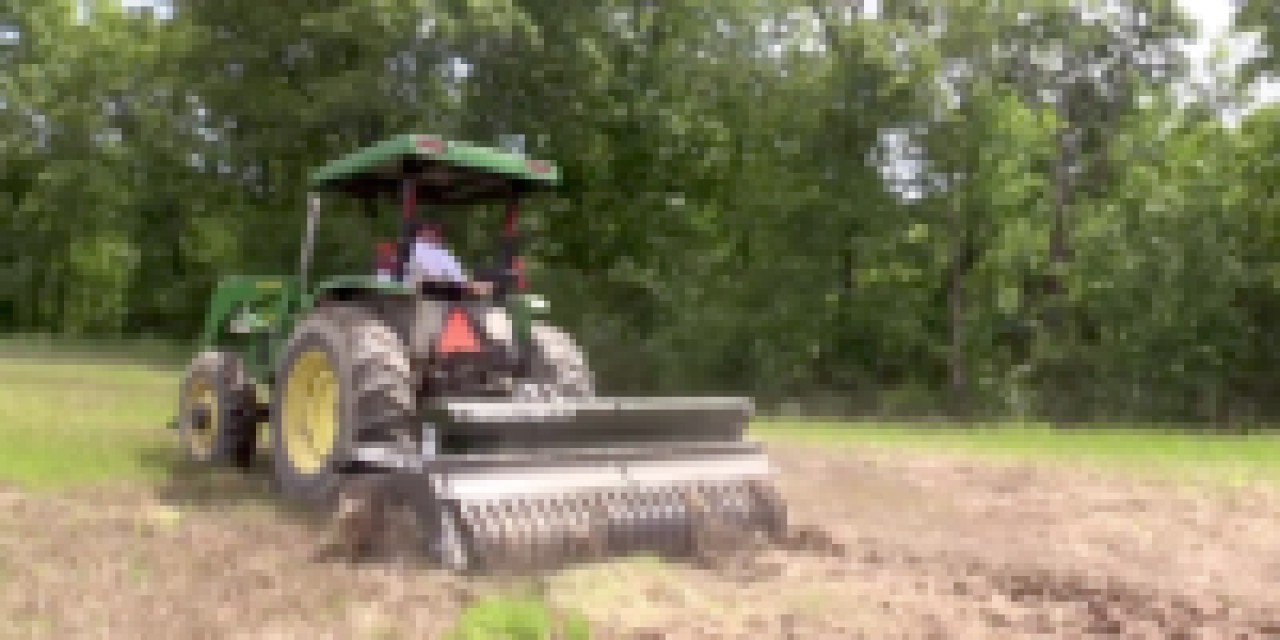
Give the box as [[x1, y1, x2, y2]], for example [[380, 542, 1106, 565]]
[[177, 351, 258, 468], [270, 304, 415, 507]]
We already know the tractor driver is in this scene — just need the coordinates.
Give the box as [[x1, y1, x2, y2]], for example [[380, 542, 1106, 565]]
[[407, 222, 494, 297]]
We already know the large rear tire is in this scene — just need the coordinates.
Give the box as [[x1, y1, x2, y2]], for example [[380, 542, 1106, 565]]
[[511, 322, 596, 400], [177, 351, 258, 468], [270, 304, 415, 506]]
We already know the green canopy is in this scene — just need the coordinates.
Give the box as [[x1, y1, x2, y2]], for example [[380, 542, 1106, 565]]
[[308, 134, 561, 205]]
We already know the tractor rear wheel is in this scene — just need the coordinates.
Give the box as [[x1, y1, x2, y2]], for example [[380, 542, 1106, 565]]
[[177, 351, 258, 468], [509, 322, 596, 400], [270, 304, 415, 506]]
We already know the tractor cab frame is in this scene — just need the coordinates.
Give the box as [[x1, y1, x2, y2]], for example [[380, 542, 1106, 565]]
[[307, 133, 559, 294], [197, 135, 562, 390]]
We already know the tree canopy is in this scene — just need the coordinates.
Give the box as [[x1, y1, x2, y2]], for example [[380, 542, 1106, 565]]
[[4, 0, 1280, 422]]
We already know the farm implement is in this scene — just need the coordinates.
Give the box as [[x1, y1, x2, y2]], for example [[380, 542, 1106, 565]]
[[173, 134, 786, 571]]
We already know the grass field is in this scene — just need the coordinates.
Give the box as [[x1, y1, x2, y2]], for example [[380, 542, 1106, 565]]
[[3, 338, 1280, 491], [756, 420, 1280, 479], [0, 353, 179, 490]]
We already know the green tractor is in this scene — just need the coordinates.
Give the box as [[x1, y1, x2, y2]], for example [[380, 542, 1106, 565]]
[[174, 134, 786, 571]]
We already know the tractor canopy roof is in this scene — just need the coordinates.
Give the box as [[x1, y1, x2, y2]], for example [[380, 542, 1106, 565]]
[[308, 134, 561, 205]]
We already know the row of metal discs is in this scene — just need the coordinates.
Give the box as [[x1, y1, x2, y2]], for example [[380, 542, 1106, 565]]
[[454, 480, 786, 572]]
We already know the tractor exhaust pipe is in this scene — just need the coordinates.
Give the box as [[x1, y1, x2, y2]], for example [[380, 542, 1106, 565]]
[[299, 193, 321, 294]]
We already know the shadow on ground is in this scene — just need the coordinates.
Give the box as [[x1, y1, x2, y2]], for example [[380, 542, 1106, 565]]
[[136, 442, 458, 569], [136, 444, 327, 521]]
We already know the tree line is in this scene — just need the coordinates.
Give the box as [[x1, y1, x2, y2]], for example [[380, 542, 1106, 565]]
[[6, 0, 1280, 423]]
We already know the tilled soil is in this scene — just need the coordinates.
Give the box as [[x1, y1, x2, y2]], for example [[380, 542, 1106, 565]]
[[4, 443, 1280, 639]]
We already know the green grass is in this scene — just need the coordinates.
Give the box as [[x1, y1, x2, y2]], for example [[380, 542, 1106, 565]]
[[753, 419, 1280, 483], [449, 594, 592, 640], [0, 333, 191, 367], [0, 349, 181, 490], [3, 337, 1280, 491]]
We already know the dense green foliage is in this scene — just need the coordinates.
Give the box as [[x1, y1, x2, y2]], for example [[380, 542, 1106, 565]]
[[4, 0, 1280, 422]]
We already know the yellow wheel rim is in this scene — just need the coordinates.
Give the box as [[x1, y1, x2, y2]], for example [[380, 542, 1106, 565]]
[[283, 349, 339, 473], [186, 374, 218, 457]]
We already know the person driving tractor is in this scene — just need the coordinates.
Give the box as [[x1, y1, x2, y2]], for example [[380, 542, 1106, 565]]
[[407, 222, 494, 296]]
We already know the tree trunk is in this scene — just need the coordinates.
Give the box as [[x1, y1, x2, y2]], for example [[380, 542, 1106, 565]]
[[949, 204, 970, 419], [1047, 122, 1071, 334]]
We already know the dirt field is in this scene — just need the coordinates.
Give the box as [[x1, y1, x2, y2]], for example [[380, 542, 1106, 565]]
[[5, 442, 1280, 639]]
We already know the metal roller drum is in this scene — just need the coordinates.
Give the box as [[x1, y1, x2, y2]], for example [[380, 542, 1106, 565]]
[[447, 478, 786, 572]]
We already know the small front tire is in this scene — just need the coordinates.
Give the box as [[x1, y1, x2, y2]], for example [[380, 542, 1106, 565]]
[[177, 351, 258, 468]]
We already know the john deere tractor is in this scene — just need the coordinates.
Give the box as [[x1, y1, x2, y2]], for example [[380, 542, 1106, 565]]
[[175, 134, 785, 571]]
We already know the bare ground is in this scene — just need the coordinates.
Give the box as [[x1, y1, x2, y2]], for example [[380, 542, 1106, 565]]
[[5, 443, 1280, 639]]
